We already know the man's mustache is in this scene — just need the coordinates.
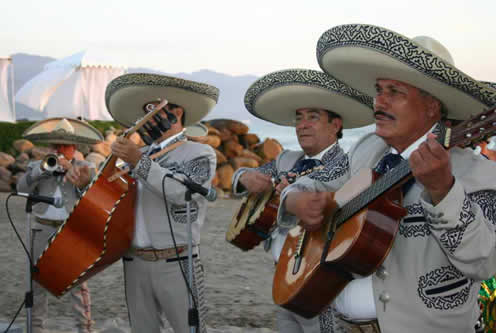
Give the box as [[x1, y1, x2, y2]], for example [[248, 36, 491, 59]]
[[374, 110, 395, 120]]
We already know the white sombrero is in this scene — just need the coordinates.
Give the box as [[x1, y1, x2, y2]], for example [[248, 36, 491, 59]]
[[317, 24, 496, 120], [105, 73, 220, 127], [244, 69, 374, 128], [22, 117, 103, 145], [185, 122, 208, 138]]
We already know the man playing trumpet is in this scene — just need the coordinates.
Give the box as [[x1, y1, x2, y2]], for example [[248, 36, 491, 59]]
[[17, 117, 103, 333]]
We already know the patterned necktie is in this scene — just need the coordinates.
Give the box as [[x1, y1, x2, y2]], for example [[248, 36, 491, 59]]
[[292, 158, 322, 174], [374, 153, 403, 175], [374, 153, 415, 194]]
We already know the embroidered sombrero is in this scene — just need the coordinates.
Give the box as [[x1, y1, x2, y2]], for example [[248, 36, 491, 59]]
[[317, 24, 496, 120], [244, 69, 374, 128], [22, 117, 103, 145], [105, 73, 220, 127]]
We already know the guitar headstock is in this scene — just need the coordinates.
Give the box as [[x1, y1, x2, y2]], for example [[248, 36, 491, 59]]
[[123, 99, 169, 136], [443, 108, 496, 149]]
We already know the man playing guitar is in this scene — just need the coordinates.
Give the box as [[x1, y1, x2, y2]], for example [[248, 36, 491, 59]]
[[235, 68, 374, 332]]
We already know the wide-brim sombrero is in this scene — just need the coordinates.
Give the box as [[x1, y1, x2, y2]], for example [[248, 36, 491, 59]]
[[105, 73, 219, 128], [317, 24, 496, 120], [22, 117, 103, 145], [244, 69, 374, 128], [185, 122, 208, 138]]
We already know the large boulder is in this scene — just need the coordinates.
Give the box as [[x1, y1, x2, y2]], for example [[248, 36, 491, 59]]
[[92, 142, 112, 157], [217, 163, 234, 191], [254, 138, 283, 161], [0, 152, 15, 168], [13, 139, 34, 154], [208, 119, 249, 135]]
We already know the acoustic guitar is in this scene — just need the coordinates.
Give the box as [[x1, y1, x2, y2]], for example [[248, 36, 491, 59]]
[[227, 161, 323, 251], [34, 100, 167, 297], [273, 108, 496, 318]]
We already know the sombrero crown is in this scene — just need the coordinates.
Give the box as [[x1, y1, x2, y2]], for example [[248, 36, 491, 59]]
[[22, 117, 103, 145], [244, 69, 374, 128], [105, 73, 220, 127], [317, 24, 496, 120]]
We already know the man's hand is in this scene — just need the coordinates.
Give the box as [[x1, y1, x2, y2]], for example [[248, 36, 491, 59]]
[[409, 133, 454, 205], [239, 171, 273, 194], [275, 176, 290, 195], [65, 165, 91, 189], [111, 137, 143, 168], [285, 192, 331, 231]]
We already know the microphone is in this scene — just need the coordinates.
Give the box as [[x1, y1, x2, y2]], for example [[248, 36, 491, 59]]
[[12, 192, 64, 208], [166, 174, 217, 202]]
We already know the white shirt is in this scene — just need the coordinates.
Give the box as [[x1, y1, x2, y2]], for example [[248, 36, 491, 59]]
[[132, 130, 185, 248], [334, 125, 436, 320]]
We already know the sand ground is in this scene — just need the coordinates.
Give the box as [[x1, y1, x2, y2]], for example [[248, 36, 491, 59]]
[[0, 193, 278, 332]]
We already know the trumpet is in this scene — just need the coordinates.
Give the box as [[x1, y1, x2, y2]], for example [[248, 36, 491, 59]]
[[41, 154, 64, 173]]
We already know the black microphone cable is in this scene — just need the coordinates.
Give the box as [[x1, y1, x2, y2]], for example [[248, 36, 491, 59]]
[[3, 194, 38, 333], [161, 174, 200, 330]]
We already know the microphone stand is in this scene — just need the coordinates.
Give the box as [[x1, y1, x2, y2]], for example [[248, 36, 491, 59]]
[[24, 198, 36, 333], [185, 189, 198, 333]]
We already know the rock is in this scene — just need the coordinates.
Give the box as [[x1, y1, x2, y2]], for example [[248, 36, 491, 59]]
[[205, 135, 222, 149], [31, 146, 55, 160], [211, 172, 219, 187], [0, 152, 15, 168], [254, 138, 282, 161], [0, 166, 12, 183], [230, 157, 259, 170], [239, 133, 260, 148], [223, 140, 244, 159], [217, 163, 234, 191], [208, 119, 249, 135], [105, 133, 118, 144], [218, 128, 234, 142], [13, 139, 34, 153], [239, 149, 263, 164], [86, 152, 106, 169], [206, 125, 220, 136], [0, 180, 11, 192], [214, 149, 227, 165], [129, 132, 145, 147], [92, 142, 112, 157]]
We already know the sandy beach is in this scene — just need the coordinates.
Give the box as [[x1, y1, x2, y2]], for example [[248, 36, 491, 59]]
[[0, 192, 277, 332]]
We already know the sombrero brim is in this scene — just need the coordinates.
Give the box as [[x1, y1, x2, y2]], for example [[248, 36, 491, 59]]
[[185, 123, 208, 138], [317, 24, 496, 120], [105, 73, 219, 128], [244, 69, 374, 128], [22, 117, 103, 145]]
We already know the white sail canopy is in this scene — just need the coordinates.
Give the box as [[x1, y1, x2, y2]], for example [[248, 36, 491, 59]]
[[0, 57, 15, 123], [16, 49, 127, 120]]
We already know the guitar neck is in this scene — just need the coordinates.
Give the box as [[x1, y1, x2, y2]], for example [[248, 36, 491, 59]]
[[333, 106, 496, 226], [334, 124, 451, 226]]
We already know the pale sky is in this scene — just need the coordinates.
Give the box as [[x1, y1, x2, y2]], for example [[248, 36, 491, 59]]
[[1, 0, 495, 81]]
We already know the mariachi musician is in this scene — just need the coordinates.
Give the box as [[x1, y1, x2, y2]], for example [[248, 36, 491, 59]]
[[106, 73, 218, 333], [233, 69, 374, 333], [17, 117, 103, 333], [287, 24, 496, 332]]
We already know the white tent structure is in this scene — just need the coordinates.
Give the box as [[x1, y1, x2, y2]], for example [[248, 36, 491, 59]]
[[0, 57, 15, 123], [15, 49, 127, 120]]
